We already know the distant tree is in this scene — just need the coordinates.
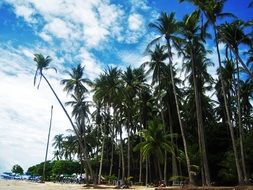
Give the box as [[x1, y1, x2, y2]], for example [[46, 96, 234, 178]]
[[12, 164, 24, 174]]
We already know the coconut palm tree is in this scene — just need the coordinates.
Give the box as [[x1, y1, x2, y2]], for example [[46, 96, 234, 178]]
[[135, 119, 174, 181], [142, 44, 173, 182], [178, 0, 244, 184], [52, 134, 64, 160], [148, 12, 193, 184], [43, 105, 53, 182], [33, 54, 94, 182], [61, 64, 91, 96], [121, 66, 144, 179], [179, 10, 212, 185], [65, 93, 93, 177], [93, 67, 123, 177], [218, 20, 252, 182]]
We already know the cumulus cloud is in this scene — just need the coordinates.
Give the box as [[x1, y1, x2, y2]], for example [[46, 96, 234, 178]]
[[128, 13, 144, 31], [0, 45, 73, 173], [79, 48, 103, 80], [0, 0, 158, 173]]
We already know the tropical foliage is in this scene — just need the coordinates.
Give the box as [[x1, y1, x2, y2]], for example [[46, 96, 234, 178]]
[[32, 0, 253, 186]]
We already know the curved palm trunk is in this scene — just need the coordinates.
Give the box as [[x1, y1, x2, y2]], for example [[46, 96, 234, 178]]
[[166, 45, 193, 185], [41, 74, 94, 182], [43, 105, 53, 182], [213, 25, 243, 184], [190, 47, 210, 186]]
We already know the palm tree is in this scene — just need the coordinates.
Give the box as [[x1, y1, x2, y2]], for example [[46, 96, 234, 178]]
[[218, 20, 252, 182], [121, 66, 143, 179], [65, 93, 93, 178], [52, 134, 64, 159], [179, 10, 211, 185], [43, 105, 53, 182], [93, 67, 123, 177], [61, 63, 94, 179], [178, 0, 244, 184], [135, 119, 174, 181], [33, 54, 92, 181], [61, 64, 91, 96], [218, 21, 253, 80], [148, 12, 193, 184]]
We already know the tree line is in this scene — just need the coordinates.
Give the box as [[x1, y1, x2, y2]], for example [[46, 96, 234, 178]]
[[33, 0, 253, 186]]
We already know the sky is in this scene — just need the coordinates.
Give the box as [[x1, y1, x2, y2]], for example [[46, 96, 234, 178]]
[[0, 0, 252, 174]]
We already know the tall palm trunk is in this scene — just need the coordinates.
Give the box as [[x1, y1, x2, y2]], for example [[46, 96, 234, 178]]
[[109, 109, 116, 177], [81, 118, 94, 184], [168, 107, 178, 183], [127, 118, 131, 179], [109, 127, 114, 176], [41, 74, 94, 181], [43, 105, 53, 182], [120, 126, 125, 183], [145, 158, 148, 186], [190, 47, 210, 186], [236, 53, 248, 183], [98, 132, 105, 184], [166, 43, 194, 185], [213, 25, 243, 184], [139, 145, 142, 183]]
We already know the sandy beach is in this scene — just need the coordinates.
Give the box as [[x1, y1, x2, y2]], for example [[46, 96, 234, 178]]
[[0, 179, 153, 190]]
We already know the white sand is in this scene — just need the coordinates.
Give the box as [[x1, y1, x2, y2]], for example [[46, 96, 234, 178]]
[[0, 179, 152, 190]]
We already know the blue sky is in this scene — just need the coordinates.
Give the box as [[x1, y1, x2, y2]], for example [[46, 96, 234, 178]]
[[0, 0, 252, 173]]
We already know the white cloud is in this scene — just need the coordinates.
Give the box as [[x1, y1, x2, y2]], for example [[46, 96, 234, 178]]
[[14, 5, 36, 23], [79, 48, 103, 80], [128, 13, 144, 31], [130, 0, 150, 11], [0, 45, 73, 173], [0, 0, 158, 173], [38, 31, 53, 42], [43, 18, 72, 39]]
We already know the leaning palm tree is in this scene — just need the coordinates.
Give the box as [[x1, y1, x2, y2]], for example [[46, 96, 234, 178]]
[[33, 54, 93, 181], [148, 12, 194, 185]]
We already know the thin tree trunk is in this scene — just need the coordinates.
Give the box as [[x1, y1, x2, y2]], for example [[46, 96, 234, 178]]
[[236, 55, 248, 183], [118, 148, 121, 180], [98, 133, 105, 184], [167, 59, 193, 185], [127, 122, 131, 179], [158, 160, 162, 180], [139, 152, 142, 183], [145, 158, 148, 186], [41, 74, 94, 181], [120, 127, 125, 184], [190, 46, 210, 186], [43, 105, 53, 182], [213, 25, 243, 184], [109, 128, 114, 177]]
